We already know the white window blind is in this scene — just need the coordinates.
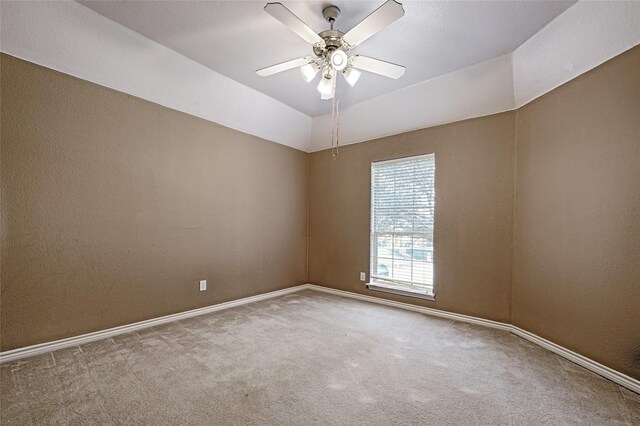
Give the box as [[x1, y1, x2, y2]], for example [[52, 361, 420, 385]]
[[370, 154, 435, 296]]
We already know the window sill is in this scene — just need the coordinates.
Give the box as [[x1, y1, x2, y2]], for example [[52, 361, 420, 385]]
[[366, 282, 436, 301]]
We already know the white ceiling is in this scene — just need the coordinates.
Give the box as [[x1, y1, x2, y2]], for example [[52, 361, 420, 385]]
[[79, 0, 574, 117]]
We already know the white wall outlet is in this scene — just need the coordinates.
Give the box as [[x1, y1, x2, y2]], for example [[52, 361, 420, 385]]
[[360, 272, 366, 282], [199, 280, 207, 291]]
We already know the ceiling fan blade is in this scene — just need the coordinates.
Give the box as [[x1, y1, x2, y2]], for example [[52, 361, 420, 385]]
[[264, 3, 324, 45], [256, 57, 314, 77], [342, 0, 404, 48], [350, 55, 405, 79]]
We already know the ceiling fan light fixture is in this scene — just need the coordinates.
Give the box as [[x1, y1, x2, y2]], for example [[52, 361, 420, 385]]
[[342, 67, 361, 87], [317, 71, 334, 96], [258, 1, 407, 103], [329, 49, 348, 71], [320, 88, 334, 100], [300, 62, 320, 82]]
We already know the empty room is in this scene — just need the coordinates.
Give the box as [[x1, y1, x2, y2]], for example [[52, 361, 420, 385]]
[[1, 0, 639, 424]]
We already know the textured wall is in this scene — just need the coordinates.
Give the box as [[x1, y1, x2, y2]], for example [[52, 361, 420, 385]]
[[0, 54, 308, 350], [512, 45, 640, 379], [2, 42, 639, 384], [309, 112, 516, 322]]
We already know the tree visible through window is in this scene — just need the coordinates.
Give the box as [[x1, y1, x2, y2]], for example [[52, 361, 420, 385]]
[[370, 154, 435, 295]]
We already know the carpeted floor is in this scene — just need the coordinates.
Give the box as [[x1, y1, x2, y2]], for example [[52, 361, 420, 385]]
[[1, 290, 639, 425]]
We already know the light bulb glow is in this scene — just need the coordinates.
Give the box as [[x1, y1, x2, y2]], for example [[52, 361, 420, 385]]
[[300, 62, 320, 83], [342, 67, 361, 87], [317, 72, 333, 96], [320, 90, 334, 100], [329, 50, 348, 71]]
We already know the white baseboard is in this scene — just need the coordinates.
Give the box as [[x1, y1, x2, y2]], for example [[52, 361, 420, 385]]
[[0, 285, 307, 364], [304, 284, 640, 395], [510, 326, 640, 394], [304, 284, 512, 331], [1, 282, 638, 395]]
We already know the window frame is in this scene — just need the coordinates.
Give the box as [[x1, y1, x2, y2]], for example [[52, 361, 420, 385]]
[[368, 153, 436, 301]]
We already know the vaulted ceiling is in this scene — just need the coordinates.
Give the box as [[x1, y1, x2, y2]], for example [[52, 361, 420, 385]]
[[80, 1, 574, 117], [3, 1, 638, 151]]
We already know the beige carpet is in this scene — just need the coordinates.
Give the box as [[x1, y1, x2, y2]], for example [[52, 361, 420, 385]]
[[1, 290, 639, 425]]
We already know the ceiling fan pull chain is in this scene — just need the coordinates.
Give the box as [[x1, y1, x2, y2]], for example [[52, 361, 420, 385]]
[[331, 97, 340, 158], [336, 98, 340, 156]]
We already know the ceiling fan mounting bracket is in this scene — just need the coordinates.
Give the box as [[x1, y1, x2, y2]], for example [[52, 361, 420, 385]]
[[322, 5, 341, 26]]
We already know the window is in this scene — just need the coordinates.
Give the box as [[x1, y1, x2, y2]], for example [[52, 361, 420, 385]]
[[369, 154, 435, 299]]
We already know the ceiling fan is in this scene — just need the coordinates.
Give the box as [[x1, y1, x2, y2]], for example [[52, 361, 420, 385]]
[[256, 0, 406, 100]]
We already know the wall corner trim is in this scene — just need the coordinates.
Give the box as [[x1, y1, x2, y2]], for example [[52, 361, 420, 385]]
[[2, 283, 638, 395]]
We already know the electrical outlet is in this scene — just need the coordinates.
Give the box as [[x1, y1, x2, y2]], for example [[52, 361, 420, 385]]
[[199, 280, 207, 291], [360, 272, 366, 282]]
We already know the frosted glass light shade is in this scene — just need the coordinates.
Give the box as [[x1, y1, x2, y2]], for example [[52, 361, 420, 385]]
[[320, 69, 337, 100], [320, 88, 334, 100], [317, 73, 334, 96], [342, 67, 361, 87], [300, 62, 320, 82]]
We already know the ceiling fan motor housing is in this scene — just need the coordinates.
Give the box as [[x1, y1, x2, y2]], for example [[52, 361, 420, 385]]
[[314, 29, 347, 57]]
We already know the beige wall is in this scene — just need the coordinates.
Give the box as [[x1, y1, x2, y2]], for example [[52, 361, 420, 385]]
[[0, 54, 308, 350], [309, 46, 640, 380], [512, 45, 640, 379], [309, 112, 516, 322], [2, 45, 639, 382]]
